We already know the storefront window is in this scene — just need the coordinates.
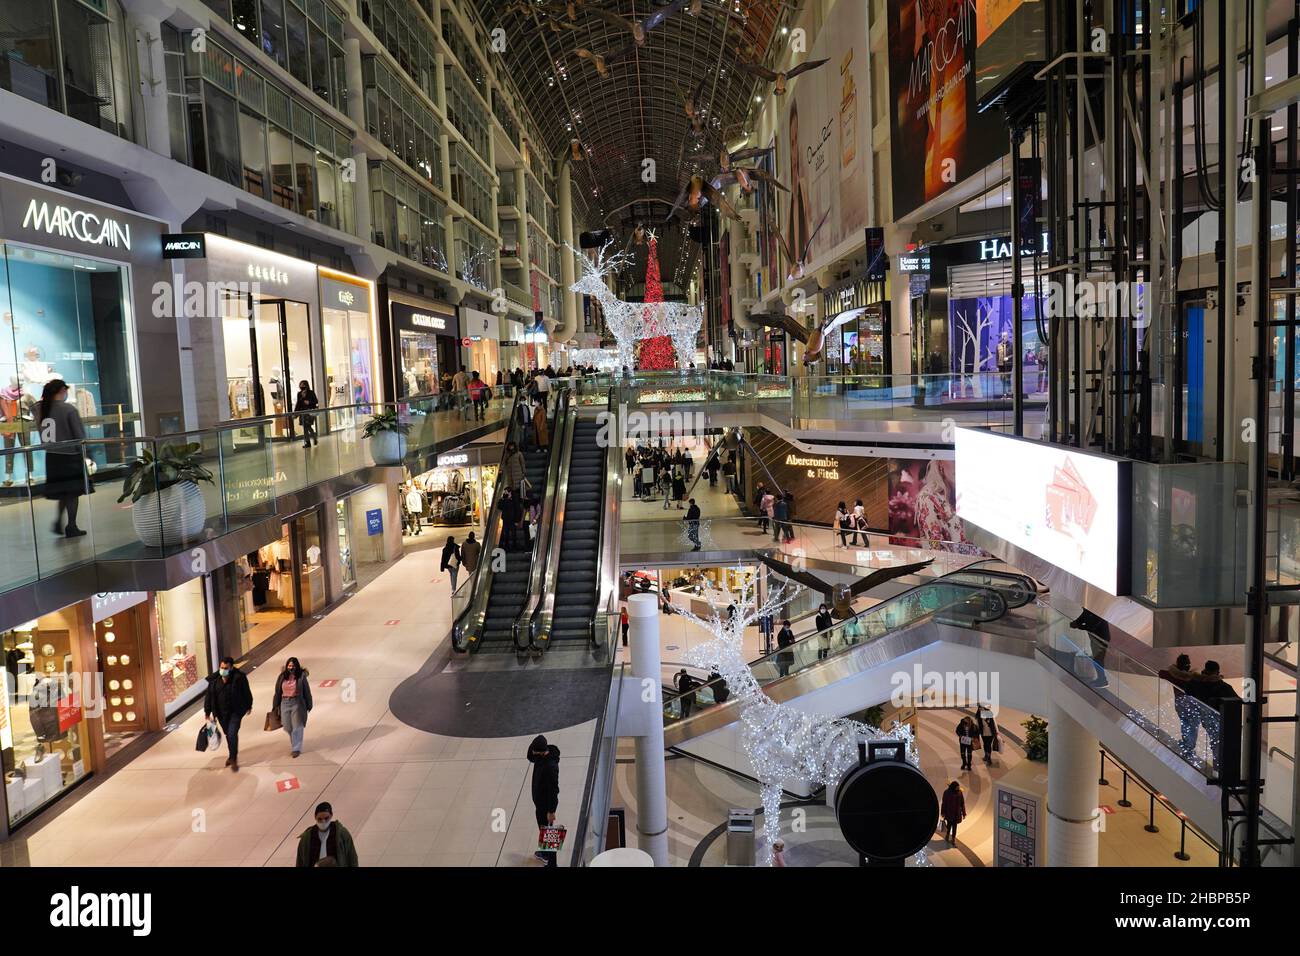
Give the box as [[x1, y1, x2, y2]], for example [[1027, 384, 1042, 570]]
[[0, 243, 140, 478], [2, 607, 90, 827], [320, 274, 376, 411], [335, 499, 356, 589], [155, 578, 211, 713], [222, 291, 314, 425], [405, 456, 496, 532], [398, 331, 440, 398], [233, 526, 297, 656]]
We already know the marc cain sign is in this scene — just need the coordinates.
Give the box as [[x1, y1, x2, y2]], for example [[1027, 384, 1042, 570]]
[[21, 198, 132, 251]]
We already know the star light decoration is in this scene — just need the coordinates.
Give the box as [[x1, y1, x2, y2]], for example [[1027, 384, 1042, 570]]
[[568, 241, 702, 371], [669, 564, 921, 866], [677, 517, 713, 550]]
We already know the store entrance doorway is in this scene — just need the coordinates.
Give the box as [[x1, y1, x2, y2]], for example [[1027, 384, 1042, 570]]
[[222, 289, 314, 429]]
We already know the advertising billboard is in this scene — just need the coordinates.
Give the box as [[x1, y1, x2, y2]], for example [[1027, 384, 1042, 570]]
[[955, 428, 1129, 594], [975, 0, 1047, 109], [782, 0, 872, 268], [886, 0, 1007, 219]]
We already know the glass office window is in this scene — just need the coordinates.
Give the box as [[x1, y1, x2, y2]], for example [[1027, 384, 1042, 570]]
[[205, 86, 243, 188], [0, 0, 133, 140], [259, 0, 287, 67], [268, 121, 296, 210], [285, 2, 310, 88], [239, 108, 269, 199]]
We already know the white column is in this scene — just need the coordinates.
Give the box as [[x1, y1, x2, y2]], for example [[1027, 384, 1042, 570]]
[[126, 9, 172, 158], [343, 38, 372, 245], [1046, 697, 1100, 866], [627, 592, 669, 866]]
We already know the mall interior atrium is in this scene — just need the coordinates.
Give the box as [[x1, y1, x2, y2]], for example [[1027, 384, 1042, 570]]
[[0, 0, 1297, 901]]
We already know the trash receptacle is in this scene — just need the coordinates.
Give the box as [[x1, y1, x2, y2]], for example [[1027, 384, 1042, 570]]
[[726, 808, 755, 866]]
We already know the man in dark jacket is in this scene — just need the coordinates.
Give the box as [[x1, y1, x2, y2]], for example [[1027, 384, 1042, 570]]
[[684, 498, 702, 551], [776, 619, 796, 677], [1187, 660, 1241, 761], [204, 657, 253, 771], [527, 735, 561, 867], [500, 488, 522, 551]]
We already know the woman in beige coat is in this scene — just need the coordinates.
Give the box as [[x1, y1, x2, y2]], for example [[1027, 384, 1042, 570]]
[[532, 401, 549, 450]]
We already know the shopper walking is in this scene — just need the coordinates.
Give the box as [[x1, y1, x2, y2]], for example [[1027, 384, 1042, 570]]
[[461, 531, 481, 576], [836, 501, 852, 547], [674, 668, 698, 718], [35, 380, 90, 539], [940, 781, 966, 844], [527, 735, 561, 867], [956, 715, 980, 770], [440, 535, 462, 591], [468, 371, 489, 421], [625, 446, 636, 475], [452, 367, 470, 418], [203, 656, 253, 772], [754, 482, 768, 529], [672, 468, 687, 510], [619, 606, 630, 646], [272, 656, 313, 757], [759, 489, 774, 534], [782, 492, 796, 541], [296, 801, 359, 867], [294, 380, 320, 447], [684, 498, 702, 551], [976, 703, 999, 765], [851, 499, 867, 547], [776, 619, 795, 677], [772, 493, 789, 543]]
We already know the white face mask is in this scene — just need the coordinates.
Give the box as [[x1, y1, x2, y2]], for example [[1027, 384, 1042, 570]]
[[317, 820, 331, 832]]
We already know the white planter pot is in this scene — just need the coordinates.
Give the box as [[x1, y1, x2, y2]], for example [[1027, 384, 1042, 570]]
[[369, 431, 408, 465], [133, 481, 207, 548]]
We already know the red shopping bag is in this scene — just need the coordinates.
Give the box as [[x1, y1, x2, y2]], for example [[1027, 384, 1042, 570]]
[[537, 825, 567, 852]]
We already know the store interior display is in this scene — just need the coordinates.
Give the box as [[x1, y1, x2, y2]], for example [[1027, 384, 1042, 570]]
[[234, 531, 298, 653], [155, 578, 209, 711], [221, 292, 313, 427], [398, 330, 439, 399], [95, 611, 146, 757], [322, 301, 375, 410], [336, 500, 357, 590], [404, 463, 496, 532], [0, 244, 140, 478], [2, 615, 87, 826]]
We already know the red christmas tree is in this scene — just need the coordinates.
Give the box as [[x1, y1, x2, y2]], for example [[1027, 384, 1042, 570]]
[[637, 235, 676, 369]]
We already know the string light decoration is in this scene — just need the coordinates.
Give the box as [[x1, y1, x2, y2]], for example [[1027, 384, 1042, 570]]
[[669, 566, 921, 866], [570, 348, 621, 371], [458, 242, 494, 292], [677, 518, 713, 550], [638, 234, 675, 370], [568, 241, 703, 370]]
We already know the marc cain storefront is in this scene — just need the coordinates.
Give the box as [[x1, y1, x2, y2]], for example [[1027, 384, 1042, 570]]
[[0, 173, 184, 491]]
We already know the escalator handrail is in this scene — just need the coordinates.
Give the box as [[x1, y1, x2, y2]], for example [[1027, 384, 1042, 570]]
[[661, 578, 1009, 709], [452, 387, 526, 651], [523, 388, 573, 649], [938, 568, 1039, 608], [589, 386, 622, 647]]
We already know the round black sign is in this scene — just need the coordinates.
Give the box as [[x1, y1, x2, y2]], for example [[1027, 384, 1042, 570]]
[[835, 758, 939, 860]]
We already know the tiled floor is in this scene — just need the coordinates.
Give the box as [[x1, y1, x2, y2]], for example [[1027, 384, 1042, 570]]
[[9, 541, 595, 867]]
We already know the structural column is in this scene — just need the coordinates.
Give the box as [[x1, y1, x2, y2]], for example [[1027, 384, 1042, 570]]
[[344, 38, 372, 245], [627, 592, 669, 866], [1046, 697, 1100, 866], [556, 163, 578, 342]]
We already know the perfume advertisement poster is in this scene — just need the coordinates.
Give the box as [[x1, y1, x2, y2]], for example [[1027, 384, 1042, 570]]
[[887, 457, 972, 552]]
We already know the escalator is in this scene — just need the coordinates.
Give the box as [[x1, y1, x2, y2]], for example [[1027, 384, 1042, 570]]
[[661, 575, 1015, 747], [548, 417, 605, 643], [452, 391, 563, 654]]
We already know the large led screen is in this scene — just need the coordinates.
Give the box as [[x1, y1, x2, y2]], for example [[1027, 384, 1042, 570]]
[[955, 428, 1129, 594]]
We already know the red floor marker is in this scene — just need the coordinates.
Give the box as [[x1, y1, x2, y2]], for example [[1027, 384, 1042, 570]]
[[276, 777, 300, 793], [318, 679, 338, 688], [1099, 805, 1116, 814], [385, 619, 400, 626]]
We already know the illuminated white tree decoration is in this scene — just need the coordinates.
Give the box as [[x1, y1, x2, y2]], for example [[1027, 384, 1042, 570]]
[[570, 348, 622, 371], [568, 242, 703, 370], [670, 566, 920, 866], [458, 242, 494, 292]]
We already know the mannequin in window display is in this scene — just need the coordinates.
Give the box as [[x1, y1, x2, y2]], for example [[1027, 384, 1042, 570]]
[[1, 376, 36, 485], [20, 346, 53, 394], [268, 369, 286, 436], [996, 330, 1013, 397]]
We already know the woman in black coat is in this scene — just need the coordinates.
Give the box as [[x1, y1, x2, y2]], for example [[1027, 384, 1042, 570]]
[[440, 536, 462, 591], [294, 380, 320, 447]]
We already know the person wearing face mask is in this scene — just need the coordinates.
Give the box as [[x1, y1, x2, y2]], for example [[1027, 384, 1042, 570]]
[[527, 735, 561, 867], [815, 604, 834, 660], [272, 656, 313, 758], [296, 801, 359, 867], [203, 656, 254, 771]]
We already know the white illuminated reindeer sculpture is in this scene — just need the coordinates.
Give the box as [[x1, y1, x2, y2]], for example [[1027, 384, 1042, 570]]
[[670, 568, 922, 866], [567, 241, 703, 370]]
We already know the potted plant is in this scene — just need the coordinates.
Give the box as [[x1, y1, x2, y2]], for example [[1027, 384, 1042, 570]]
[[1022, 714, 1049, 762], [118, 442, 214, 548], [363, 409, 410, 465]]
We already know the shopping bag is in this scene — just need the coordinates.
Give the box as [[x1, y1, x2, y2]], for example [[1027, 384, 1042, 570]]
[[203, 721, 223, 752], [537, 824, 567, 852], [195, 724, 209, 752], [264, 708, 283, 732]]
